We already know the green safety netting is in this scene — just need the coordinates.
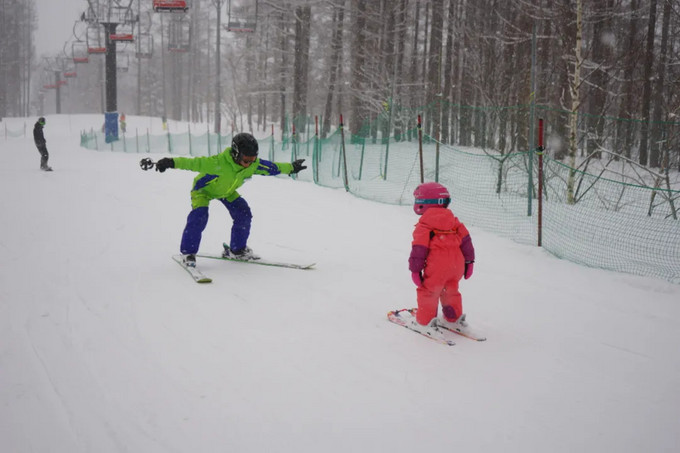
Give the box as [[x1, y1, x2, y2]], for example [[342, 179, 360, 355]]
[[80, 108, 680, 284], [80, 128, 232, 157]]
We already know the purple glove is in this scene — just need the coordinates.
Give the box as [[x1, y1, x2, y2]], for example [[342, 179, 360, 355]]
[[411, 271, 423, 287], [460, 235, 475, 279], [460, 235, 475, 262], [464, 261, 474, 279], [409, 245, 429, 273]]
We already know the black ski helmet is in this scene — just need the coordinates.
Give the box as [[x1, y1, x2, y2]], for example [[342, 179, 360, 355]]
[[230, 132, 259, 162], [38, 117, 46, 126]]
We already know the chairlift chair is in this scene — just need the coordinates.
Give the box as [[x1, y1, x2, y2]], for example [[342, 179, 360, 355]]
[[108, 4, 134, 24], [168, 17, 191, 52], [108, 5, 136, 41], [110, 26, 134, 42], [86, 24, 106, 54], [72, 41, 89, 63], [117, 53, 130, 72], [153, 0, 189, 13], [136, 33, 153, 58], [60, 57, 77, 78], [226, 0, 258, 33]]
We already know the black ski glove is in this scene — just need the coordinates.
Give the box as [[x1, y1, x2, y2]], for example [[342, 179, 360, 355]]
[[291, 159, 307, 174], [156, 158, 175, 173]]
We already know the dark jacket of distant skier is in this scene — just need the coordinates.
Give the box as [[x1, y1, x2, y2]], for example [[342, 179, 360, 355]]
[[33, 117, 50, 170]]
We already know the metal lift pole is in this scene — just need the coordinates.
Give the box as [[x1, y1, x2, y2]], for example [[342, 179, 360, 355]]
[[103, 22, 119, 142], [104, 23, 118, 113]]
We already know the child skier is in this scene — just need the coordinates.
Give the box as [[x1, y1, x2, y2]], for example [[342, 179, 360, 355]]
[[150, 132, 306, 266], [408, 182, 475, 328]]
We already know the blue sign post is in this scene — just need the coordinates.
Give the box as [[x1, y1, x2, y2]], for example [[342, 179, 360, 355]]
[[105, 111, 119, 143]]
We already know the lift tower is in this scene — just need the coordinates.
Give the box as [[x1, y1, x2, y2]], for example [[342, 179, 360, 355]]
[[82, 0, 137, 142]]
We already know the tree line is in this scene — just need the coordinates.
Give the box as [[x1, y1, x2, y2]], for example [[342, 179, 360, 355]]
[[0, 0, 36, 118], [9, 0, 680, 169]]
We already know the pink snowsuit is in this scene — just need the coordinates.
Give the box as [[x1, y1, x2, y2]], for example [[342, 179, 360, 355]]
[[409, 207, 473, 326]]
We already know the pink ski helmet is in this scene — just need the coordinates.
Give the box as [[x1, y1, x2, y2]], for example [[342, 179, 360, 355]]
[[413, 182, 451, 215]]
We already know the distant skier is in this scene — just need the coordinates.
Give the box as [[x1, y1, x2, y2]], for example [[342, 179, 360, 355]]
[[148, 132, 307, 267], [33, 117, 52, 171], [119, 113, 127, 134], [408, 182, 475, 328]]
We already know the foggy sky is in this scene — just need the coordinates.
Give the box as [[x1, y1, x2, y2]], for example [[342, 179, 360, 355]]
[[35, 0, 89, 57]]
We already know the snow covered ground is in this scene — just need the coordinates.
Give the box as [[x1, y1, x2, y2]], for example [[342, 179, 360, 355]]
[[2, 114, 680, 453]]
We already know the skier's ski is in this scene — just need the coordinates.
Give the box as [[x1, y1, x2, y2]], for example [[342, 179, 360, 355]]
[[172, 255, 212, 283], [387, 309, 456, 346], [393, 308, 486, 341], [435, 320, 486, 341], [197, 253, 315, 270]]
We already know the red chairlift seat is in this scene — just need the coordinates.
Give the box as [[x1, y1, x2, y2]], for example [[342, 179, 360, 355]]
[[64, 72, 77, 78], [88, 47, 107, 54], [153, 0, 188, 13], [73, 56, 89, 64], [110, 33, 134, 42]]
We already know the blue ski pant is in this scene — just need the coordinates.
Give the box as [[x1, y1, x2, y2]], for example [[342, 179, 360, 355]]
[[180, 196, 252, 255]]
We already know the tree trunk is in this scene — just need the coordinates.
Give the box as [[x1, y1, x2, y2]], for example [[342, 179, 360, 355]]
[[638, 0, 658, 166], [293, 5, 311, 135], [279, 9, 289, 139], [440, 0, 455, 144], [322, 1, 345, 138], [649, 0, 671, 168], [408, 1, 421, 139], [615, 0, 639, 159], [349, 0, 369, 136], [586, 0, 614, 160], [566, 0, 583, 205], [426, 0, 444, 138]]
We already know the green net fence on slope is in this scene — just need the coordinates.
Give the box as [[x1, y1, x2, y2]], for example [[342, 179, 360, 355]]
[[540, 159, 679, 282], [80, 112, 680, 284], [80, 127, 232, 157]]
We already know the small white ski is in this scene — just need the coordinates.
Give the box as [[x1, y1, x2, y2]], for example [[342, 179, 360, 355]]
[[390, 308, 486, 342], [435, 319, 486, 341], [171, 255, 212, 283], [387, 309, 456, 346]]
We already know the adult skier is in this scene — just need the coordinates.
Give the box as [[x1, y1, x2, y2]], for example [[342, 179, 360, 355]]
[[151, 132, 307, 267], [33, 117, 52, 171]]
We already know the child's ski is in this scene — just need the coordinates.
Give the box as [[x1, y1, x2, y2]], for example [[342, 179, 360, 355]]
[[387, 309, 456, 346], [435, 320, 487, 341], [171, 255, 212, 283], [395, 308, 487, 341]]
